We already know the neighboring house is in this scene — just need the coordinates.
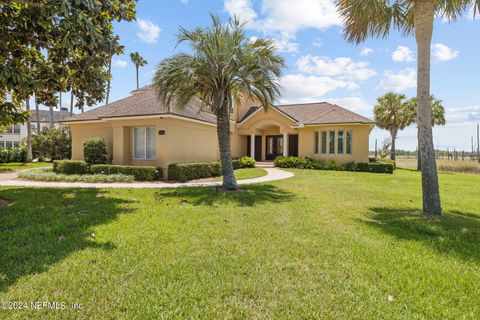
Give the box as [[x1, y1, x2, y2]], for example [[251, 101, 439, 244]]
[[0, 108, 70, 149], [63, 86, 374, 176]]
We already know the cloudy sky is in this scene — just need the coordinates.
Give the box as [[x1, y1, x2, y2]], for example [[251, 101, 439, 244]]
[[68, 0, 480, 151]]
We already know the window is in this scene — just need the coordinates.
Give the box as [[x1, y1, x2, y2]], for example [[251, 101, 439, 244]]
[[338, 130, 344, 154], [321, 131, 327, 154], [13, 125, 20, 134], [13, 141, 19, 148], [346, 130, 352, 155], [133, 127, 155, 160], [5, 141, 12, 149], [329, 131, 335, 154], [0, 141, 4, 149], [314, 131, 319, 154]]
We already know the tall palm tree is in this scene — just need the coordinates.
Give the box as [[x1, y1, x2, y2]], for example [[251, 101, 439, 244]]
[[25, 99, 33, 162], [130, 52, 148, 90], [374, 93, 413, 161], [406, 95, 446, 170], [153, 15, 284, 191], [336, 0, 478, 215]]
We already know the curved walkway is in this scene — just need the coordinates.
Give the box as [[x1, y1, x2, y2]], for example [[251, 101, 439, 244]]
[[0, 168, 294, 189]]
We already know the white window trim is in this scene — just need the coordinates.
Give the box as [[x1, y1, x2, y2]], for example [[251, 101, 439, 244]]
[[132, 127, 156, 160]]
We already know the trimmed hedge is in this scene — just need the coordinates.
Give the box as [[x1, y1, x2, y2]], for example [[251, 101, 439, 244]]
[[83, 138, 107, 164], [274, 156, 394, 174], [370, 157, 397, 169], [168, 156, 256, 182], [53, 160, 89, 175], [90, 164, 162, 181], [20, 167, 134, 183]]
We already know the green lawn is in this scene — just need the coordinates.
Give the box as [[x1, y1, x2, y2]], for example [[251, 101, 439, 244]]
[[213, 167, 268, 182], [0, 162, 52, 172], [0, 169, 479, 319]]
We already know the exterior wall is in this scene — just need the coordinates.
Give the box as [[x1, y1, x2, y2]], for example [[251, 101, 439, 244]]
[[67, 116, 219, 178], [69, 122, 113, 161], [297, 124, 373, 163]]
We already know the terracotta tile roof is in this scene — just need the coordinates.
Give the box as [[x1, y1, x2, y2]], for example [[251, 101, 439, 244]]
[[62, 85, 217, 124], [276, 102, 373, 125]]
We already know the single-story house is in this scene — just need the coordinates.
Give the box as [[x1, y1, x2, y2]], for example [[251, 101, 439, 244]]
[[62, 85, 374, 177]]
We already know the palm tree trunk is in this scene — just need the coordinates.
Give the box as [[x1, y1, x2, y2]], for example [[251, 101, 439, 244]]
[[25, 99, 33, 162], [35, 96, 44, 161], [136, 65, 139, 89], [49, 105, 54, 127], [217, 101, 237, 191], [35, 97, 41, 135], [390, 130, 397, 160], [414, 0, 441, 215], [106, 55, 112, 104], [70, 93, 74, 116]]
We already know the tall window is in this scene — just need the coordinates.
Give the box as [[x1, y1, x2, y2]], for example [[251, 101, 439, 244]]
[[13, 125, 20, 134], [321, 131, 327, 154], [314, 131, 319, 154], [5, 141, 12, 149], [346, 130, 352, 155], [133, 127, 155, 160], [329, 131, 335, 154], [338, 130, 344, 154]]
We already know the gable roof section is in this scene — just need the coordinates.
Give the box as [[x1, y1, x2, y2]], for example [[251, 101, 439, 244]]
[[276, 102, 373, 125], [62, 86, 217, 124]]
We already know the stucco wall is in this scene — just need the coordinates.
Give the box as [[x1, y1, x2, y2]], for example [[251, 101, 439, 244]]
[[69, 122, 113, 161], [298, 124, 372, 163]]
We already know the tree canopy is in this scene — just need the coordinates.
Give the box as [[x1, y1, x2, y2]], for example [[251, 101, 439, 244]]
[[0, 0, 136, 124]]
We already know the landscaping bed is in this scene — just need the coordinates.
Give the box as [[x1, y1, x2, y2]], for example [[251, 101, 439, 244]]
[[18, 167, 134, 183]]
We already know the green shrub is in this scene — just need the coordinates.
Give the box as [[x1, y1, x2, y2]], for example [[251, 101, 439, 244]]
[[19, 167, 133, 183], [0, 146, 27, 163], [83, 138, 107, 164], [32, 127, 71, 160], [369, 157, 396, 169], [168, 162, 222, 182], [90, 164, 162, 181], [238, 156, 256, 168], [53, 160, 89, 175], [274, 156, 393, 174]]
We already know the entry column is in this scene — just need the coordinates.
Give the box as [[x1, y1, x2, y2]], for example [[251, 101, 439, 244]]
[[283, 133, 288, 156], [250, 134, 255, 160]]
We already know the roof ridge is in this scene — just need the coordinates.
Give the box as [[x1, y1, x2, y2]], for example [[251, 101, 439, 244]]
[[276, 101, 329, 107]]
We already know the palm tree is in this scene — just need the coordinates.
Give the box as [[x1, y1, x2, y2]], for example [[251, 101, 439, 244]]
[[25, 99, 33, 162], [153, 15, 284, 191], [130, 52, 148, 90], [336, 0, 478, 215], [374, 93, 413, 161], [406, 95, 446, 170]]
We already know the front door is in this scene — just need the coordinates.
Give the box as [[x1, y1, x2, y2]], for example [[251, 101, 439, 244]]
[[265, 135, 284, 160], [246, 135, 263, 161]]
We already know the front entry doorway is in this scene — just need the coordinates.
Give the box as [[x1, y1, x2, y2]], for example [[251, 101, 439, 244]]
[[265, 135, 284, 160]]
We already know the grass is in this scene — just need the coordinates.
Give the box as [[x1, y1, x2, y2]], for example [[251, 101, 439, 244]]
[[0, 169, 479, 319], [397, 158, 480, 175], [0, 162, 51, 172], [213, 167, 268, 182], [18, 167, 134, 183]]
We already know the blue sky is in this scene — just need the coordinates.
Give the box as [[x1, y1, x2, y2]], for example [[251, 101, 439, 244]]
[[65, 0, 480, 151]]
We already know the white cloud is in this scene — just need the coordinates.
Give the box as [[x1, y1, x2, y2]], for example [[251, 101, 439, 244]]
[[297, 55, 377, 81], [180, 0, 188, 3], [224, 0, 257, 26], [392, 46, 414, 62], [432, 43, 459, 62], [112, 59, 128, 68], [360, 47, 373, 56], [224, 0, 341, 44], [377, 68, 416, 92], [272, 33, 299, 53], [280, 74, 357, 103], [312, 38, 323, 48], [326, 97, 371, 112], [137, 18, 161, 44]]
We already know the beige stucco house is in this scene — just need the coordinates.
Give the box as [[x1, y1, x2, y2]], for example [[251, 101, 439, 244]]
[[63, 85, 374, 177]]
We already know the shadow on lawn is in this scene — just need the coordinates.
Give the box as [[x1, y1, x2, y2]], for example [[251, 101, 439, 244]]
[[155, 184, 295, 207], [0, 188, 133, 292], [366, 207, 480, 263]]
